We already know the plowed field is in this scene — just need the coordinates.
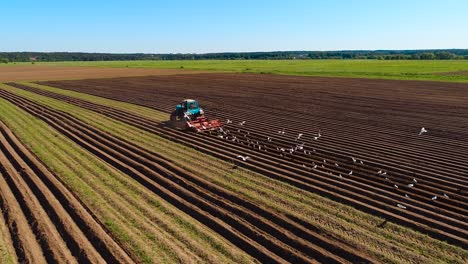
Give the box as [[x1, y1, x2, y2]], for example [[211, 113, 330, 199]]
[[0, 72, 467, 263]]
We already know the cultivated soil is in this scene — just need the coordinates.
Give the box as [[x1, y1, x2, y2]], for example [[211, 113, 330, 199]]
[[37, 73, 468, 250], [0, 65, 205, 82]]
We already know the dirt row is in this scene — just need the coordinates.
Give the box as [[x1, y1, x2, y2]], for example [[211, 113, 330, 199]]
[[0, 88, 377, 263], [0, 120, 134, 263], [33, 75, 468, 249], [4, 83, 468, 252], [0, 65, 204, 82]]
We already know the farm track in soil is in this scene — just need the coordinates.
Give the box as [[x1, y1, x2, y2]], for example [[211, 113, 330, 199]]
[[33, 74, 468, 249], [3, 81, 468, 253], [0, 119, 134, 263], [0, 88, 376, 263]]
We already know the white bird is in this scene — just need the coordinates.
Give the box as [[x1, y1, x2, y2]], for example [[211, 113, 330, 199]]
[[338, 174, 343, 178], [394, 184, 399, 189], [351, 157, 357, 163], [217, 135, 224, 139], [280, 148, 285, 152], [348, 171, 353, 175], [377, 170, 382, 174], [359, 160, 364, 165], [407, 183, 414, 188], [278, 129, 285, 135], [226, 119, 232, 124], [323, 159, 327, 164], [413, 178, 417, 183], [313, 165, 318, 169], [318, 130, 322, 138], [443, 193, 449, 199], [267, 137, 272, 142], [381, 172, 387, 176], [313, 136, 319, 140], [302, 164, 306, 168], [335, 163, 339, 167], [397, 204, 407, 209], [297, 133, 303, 140], [431, 195, 438, 200], [239, 121, 246, 126], [405, 194, 409, 198], [419, 127, 428, 135], [236, 155, 251, 161]]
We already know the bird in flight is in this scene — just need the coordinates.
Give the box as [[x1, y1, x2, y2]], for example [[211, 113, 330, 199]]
[[226, 119, 233, 124], [297, 133, 303, 140], [419, 127, 428, 135], [239, 121, 246, 126], [278, 129, 285, 135], [236, 155, 251, 161], [397, 204, 407, 209]]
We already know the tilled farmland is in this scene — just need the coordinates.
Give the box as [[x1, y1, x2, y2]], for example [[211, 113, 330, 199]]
[[0, 73, 467, 263], [0, 121, 133, 263]]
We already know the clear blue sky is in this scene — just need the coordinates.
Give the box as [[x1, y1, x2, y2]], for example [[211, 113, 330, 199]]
[[2, 0, 467, 53]]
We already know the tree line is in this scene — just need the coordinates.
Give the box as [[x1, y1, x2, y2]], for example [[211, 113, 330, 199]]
[[1, 50, 468, 63]]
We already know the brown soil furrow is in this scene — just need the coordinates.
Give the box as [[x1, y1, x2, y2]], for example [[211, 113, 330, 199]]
[[19, 82, 468, 188], [7, 85, 466, 233], [0, 141, 78, 263], [9, 84, 468, 214], [0, 85, 465, 252], [0, 91, 316, 263], [3, 86, 374, 262], [0, 121, 135, 263], [138, 98, 468, 180], [0, 166, 46, 263], [38, 75, 468, 150], [0, 122, 135, 264]]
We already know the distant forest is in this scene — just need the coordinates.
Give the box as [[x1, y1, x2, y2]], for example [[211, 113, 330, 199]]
[[1, 50, 468, 63]]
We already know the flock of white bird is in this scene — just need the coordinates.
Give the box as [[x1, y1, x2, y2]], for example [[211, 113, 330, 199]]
[[213, 120, 446, 211]]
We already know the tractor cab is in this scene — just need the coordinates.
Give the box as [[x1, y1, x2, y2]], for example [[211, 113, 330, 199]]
[[169, 99, 222, 132], [179, 99, 202, 117], [173, 99, 204, 121]]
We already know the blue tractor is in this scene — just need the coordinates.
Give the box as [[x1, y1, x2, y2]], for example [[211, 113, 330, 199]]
[[169, 99, 223, 132]]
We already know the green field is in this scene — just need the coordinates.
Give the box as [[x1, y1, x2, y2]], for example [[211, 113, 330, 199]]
[[29, 59, 468, 82]]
